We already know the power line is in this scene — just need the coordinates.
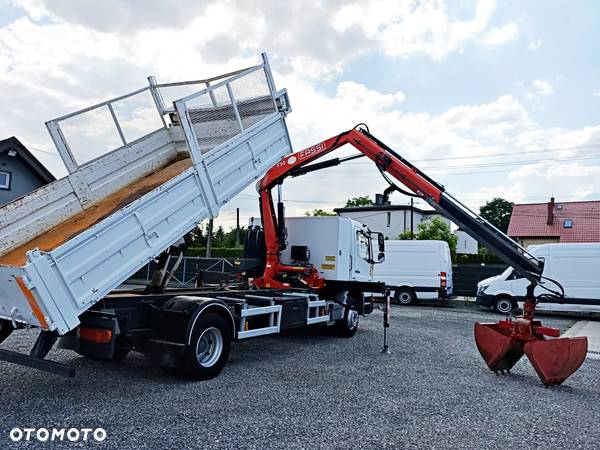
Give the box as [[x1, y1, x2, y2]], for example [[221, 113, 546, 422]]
[[238, 192, 600, 206], [344, 142, 600, 165], [21, 144, 62, 158], [317, 153, 600, 174]]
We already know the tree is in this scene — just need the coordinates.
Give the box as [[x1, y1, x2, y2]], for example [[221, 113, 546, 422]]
[[345, 196, 373, 207], [398, 229, 413, 240], [212, 226, 226, 247], [223, 226, 247, 248], [305, 209, 336, 216], [188, 224, 207, 247], [398, 217, 458, 260], [480, 197, 514, 233]]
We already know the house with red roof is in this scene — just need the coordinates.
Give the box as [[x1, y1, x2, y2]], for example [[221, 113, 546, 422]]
[[507, 197, 600, 248]]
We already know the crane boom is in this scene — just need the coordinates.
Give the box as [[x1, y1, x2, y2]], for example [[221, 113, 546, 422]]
[[255, 126, 542, 289], [252, 125, 587, 387]]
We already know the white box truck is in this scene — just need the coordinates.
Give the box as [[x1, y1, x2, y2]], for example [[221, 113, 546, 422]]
[[371, 240, 453, 305], [476, 243, 600, 314]]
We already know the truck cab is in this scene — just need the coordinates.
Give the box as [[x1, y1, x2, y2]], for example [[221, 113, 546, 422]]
[[280, 216, 384, 283]]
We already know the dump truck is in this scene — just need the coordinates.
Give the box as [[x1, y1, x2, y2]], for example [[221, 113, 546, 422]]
[[0, 54, 385, 380]]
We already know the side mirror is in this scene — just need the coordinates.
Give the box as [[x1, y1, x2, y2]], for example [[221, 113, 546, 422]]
[[378, 251, 385, 263], [378, 233, 385, 252]]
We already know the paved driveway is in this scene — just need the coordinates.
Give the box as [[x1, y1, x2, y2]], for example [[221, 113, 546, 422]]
[[0, 305, 598, 449]]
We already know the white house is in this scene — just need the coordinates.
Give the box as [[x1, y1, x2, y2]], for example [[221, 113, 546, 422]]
[[455, 229, 478, 254], [334, 204, 478, 254]]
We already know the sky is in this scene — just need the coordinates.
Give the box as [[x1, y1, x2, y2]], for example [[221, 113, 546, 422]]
[[1, 0, 599, 230]]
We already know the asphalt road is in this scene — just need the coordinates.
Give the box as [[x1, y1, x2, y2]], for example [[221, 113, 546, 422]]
[[0, 305, 598, 449]]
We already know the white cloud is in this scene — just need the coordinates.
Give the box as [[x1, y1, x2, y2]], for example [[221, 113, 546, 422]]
[[334, 0, 503, 60], [480, 22, 519, 47], [1, 0, 599, 227], [593, 89, 600, 98], [279, 75, 600, 213], [530, 79, 554, 96]]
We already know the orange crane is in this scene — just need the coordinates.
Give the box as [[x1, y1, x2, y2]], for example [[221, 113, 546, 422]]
[[252, 124, 587, 386]]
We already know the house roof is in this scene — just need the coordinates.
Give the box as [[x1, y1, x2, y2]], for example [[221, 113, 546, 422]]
[[0, 137, 56, 184], [507, 200, 600, 242], [334, 204, 439, 214]]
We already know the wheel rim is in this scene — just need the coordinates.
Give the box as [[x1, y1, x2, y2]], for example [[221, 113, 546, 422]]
[[398, 291, 412, 304], [496, 299, 512, 313], [196, 327, 223, 368], [347, 310, 359, 330]]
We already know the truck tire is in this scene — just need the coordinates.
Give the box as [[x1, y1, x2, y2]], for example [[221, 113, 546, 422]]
[[175, 313, 232, 380], [494, 296, 516, 314], [112, 337, 133, 360], [333, 308, 360, 337], [394, 288, 417, 306]]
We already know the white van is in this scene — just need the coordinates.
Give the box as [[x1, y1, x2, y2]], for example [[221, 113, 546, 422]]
[[476, 243, 600, 314], [372, 240, 453, 305]]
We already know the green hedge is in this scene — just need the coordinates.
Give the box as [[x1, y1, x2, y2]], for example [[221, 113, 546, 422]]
[[185, 247, 244, 258], [455, 252, 503, 264]]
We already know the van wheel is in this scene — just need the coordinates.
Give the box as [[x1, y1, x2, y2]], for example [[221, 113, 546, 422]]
[[395, 288, 416, 306], [333, 308, 360, 337], [494, 296, 516, 314], [175, 313, 232, 380]]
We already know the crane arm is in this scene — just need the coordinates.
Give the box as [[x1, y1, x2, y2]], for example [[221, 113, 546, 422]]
[[253, 125, 588, 387], [254, 125, 543, 289]]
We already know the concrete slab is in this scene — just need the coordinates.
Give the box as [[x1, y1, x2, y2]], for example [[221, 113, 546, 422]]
[[562, 320, 600, 360]]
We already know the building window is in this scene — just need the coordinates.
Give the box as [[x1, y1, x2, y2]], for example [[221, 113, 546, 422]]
[[0, 170, 11, 190], [563, 219, 573, 228], [386, 212, 391, 227]]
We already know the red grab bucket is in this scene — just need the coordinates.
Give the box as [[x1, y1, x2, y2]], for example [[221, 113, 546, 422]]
[[474, 321, 587, 386], [474, 323, 524, 373], [524, 337, 588, 386]]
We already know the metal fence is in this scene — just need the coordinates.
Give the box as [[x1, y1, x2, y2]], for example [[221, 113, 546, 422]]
[[128, 257, 235, 287], [452, 264, 507, 297]]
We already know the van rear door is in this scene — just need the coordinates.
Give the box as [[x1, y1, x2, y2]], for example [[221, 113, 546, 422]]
[[442, 243, 453, 296]]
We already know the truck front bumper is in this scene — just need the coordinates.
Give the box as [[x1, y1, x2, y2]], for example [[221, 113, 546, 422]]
[[476, 293, 495, 308]]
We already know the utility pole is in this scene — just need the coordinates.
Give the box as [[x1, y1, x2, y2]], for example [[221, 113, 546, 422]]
[[410, 197, 414, 240], [206, 218, 213, 258], [236, 208, 240, 247]]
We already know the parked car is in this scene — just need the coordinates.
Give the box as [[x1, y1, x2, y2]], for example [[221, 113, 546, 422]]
[[372, 240, 453, 305], [476, 243, 600, 314]]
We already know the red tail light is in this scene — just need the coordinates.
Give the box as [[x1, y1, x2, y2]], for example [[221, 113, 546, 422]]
[[79, 327, 112, 344], [440, 271, 447, 288]]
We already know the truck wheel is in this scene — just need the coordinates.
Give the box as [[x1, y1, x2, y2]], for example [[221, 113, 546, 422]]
[[494, 296, 516, 314], [176, 313, 232, 380], [112, 337, 133, 360], [333, 308, 360, 337], [394, 288, 416, 306]]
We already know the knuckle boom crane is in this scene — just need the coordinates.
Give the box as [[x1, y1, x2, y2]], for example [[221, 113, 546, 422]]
[[253, 124, 587, 386]]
